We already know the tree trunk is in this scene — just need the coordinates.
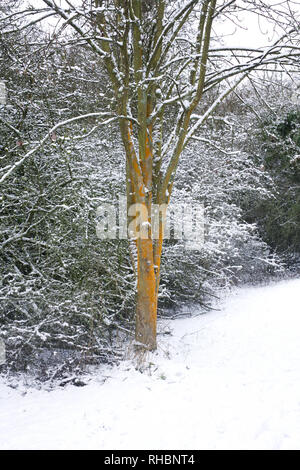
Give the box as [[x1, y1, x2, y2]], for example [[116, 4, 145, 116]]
[[135, 237, 157, 350]]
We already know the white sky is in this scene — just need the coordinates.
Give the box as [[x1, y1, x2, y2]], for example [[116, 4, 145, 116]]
[[218, 12, 279, 48], [25, 0, 299, 49], [218, 1, 299, 49]]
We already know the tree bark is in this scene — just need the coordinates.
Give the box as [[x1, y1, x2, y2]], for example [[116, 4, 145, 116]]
[[135, 237, 157, 350]]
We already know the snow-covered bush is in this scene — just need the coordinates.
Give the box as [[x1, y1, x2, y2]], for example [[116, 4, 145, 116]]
[[0, 29, 135, 377], [0, 125, 137, 376], [157, 134, 282, 314], [227, 82, 300, 258]]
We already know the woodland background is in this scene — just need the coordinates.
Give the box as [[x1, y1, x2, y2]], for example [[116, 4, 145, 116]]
[[1, 0, 300, 381]]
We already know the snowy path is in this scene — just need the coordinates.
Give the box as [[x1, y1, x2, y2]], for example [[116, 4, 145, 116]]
[[1, 279, 300, 450]]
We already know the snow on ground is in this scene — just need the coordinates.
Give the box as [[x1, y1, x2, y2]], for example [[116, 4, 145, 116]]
[[1, 278, 300, 450]]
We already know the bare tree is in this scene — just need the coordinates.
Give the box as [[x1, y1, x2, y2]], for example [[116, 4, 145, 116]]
[[1, 0, 299, 350]]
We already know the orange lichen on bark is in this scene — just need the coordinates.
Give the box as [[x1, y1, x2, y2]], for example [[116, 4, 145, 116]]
[[136, 237, 157, 349]]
